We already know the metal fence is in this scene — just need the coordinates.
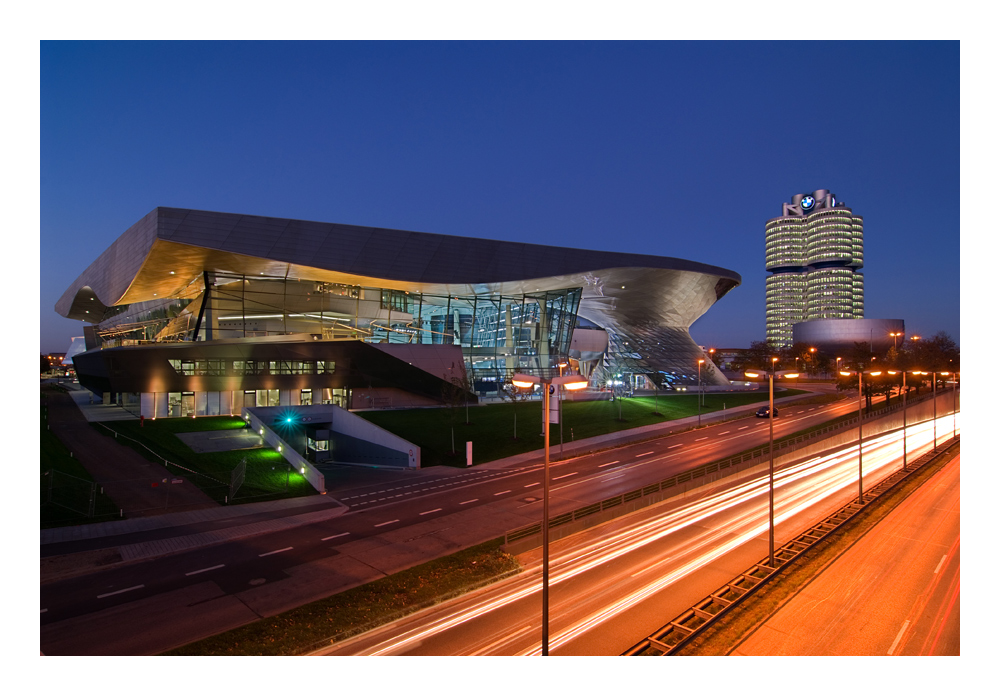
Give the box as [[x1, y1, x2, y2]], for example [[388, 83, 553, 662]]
[[41, 469, 119, 522]]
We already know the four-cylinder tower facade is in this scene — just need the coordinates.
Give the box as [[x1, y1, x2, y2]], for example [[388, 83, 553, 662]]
[[765, 189, 864, 347]]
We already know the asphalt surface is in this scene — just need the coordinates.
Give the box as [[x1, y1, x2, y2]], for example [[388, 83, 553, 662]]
[[731, 452, 960, 656], [41, 386, 874, 655]]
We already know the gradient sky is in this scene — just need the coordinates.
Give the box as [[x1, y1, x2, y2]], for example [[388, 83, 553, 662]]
[[40, 40, 959, 354]]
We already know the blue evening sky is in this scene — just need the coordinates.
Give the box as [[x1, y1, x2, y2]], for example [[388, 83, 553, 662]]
[[40, 40, 959, 353]]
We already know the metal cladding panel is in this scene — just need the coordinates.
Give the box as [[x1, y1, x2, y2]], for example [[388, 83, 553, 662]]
[[792, 318, 905, 356]]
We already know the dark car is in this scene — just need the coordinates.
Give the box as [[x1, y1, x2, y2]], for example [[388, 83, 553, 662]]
[[755, 405, 778, 418]]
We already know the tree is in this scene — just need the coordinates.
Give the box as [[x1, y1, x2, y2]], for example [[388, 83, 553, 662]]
[[440, 374, 473, 455], [40, 355, 50, 375], [498, 375, 533, 440], [731, 340, 780, 372]]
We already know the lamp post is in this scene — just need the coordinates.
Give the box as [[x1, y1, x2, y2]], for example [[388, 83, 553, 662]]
[[841, 368, 881, 503], [697, 359, 704, 426], [835, 357, 841, 378], [888, 370, 910, 470], [512, 371, 588, 656], [745, 365, 798, 566]]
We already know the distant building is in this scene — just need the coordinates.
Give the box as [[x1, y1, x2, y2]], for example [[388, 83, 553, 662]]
[[792, 318, 905, 358], [765, 190, 864, 347]]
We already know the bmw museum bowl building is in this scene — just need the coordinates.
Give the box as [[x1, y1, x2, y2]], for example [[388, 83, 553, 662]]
[[56, 208, 741, 418]]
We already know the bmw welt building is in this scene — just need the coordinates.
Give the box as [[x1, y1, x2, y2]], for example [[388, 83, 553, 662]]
[[55, 208, 741, 417]]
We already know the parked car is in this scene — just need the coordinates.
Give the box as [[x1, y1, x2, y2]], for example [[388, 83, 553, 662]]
[[755, 405, 778, 418]]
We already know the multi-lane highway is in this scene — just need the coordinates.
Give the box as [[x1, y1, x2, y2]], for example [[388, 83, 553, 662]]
[[40, 389, 952, 655], [312, 415, 957, 655], [732, 451, 960, 656]]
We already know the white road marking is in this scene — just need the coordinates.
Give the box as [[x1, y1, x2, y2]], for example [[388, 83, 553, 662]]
[[888, 620, 910, 655], [460, 499, 478, 505], [524, 482, 540, 488], [635, 452, 654, 457], [186, 564, 225, 576], [552, 472, 578, 480], [419, 508, 443, 515], [598, 460, 620, 468], [667, 444, 682, 449], [374, 520, 399, 527], [494, 490, 512, 495], [259, 547, 293, 557], [695, 437, 708, 441], [322, 532, 350, 541], [738, 426, 749, 430], [719, 431, 729, 435], [934, 555, 947, 574], [472, 623, 534, 656], [97, 585, 144, 599]]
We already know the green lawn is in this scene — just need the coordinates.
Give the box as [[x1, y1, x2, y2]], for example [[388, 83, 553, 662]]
[[360, 389, 808, 467], [94, 416, 316, 504], [164, 538, 520, 656]]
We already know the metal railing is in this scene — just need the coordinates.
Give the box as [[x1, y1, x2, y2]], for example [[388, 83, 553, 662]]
[[503, 389, 951, 548]]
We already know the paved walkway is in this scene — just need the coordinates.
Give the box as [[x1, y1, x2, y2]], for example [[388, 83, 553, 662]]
[[44, 388, 218, 517]]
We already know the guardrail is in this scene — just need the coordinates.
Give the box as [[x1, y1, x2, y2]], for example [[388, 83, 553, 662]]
[[503, 389, 952, 551], [623, 434, 960, 656]]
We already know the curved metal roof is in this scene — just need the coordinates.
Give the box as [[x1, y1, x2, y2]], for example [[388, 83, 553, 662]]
[[56, 207, 741, 322]]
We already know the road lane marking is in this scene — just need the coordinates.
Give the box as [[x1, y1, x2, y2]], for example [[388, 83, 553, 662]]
[[934, 555, 947, 574], [553, 472, 578, 480], [40, 609, 47, 614], [494, 490, 512, 495], [97, 585, 144, 599], [472, 623, 534, 656], [259, 547, 293, 557], [186, 564, 225, 576], [374, 520, 399, 527], [636, 452, 654, 457], [695, 437, 708, 441], [888, 620, 910, 655], [524, 482, 540, 487], [322, 532, 350, 541], [419, 508, 443, 515], [738, 426, 749, 430], [719, 431, 729, 435], [460, 499, 478, 505], [667, 444, 682, 449], [598, 460, 620, 467]]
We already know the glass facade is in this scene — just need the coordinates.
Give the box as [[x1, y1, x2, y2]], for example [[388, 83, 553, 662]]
[[92, 270, 581, 390], [765, 191, 864, 347]]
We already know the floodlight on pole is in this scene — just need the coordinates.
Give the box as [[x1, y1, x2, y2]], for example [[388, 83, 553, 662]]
[[512, 370, 588, 657], [745, 366, 798, 567]]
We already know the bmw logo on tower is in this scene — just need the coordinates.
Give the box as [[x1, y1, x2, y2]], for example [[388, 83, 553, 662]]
[[800, 195, 815, 211]]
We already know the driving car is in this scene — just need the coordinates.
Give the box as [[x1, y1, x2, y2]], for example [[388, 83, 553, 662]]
[[755, 405, 778, 418]]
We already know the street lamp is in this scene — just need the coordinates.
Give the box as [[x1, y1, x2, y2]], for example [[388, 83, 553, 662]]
[[889, 331, 902, 351], [835, 357, 841, 377], [745, 365, 798, 566], [841, 368, 882, 503], [512, 371, 588, 656], [887, 369, 914, 470], [697, 359, 704, 426]]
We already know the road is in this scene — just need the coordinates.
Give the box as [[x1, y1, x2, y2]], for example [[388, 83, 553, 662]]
[[40, 389, 951, 655], [731, 452, 960, 656], [314, 418, 954, 655]]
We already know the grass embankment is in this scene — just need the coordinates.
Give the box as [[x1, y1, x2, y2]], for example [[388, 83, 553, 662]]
[[674, 441, 960, 656], [94, 416, 315, 504], [163, 538, 520, 655], [360, 390, 808, 467], [41, 387, 119, 527]]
